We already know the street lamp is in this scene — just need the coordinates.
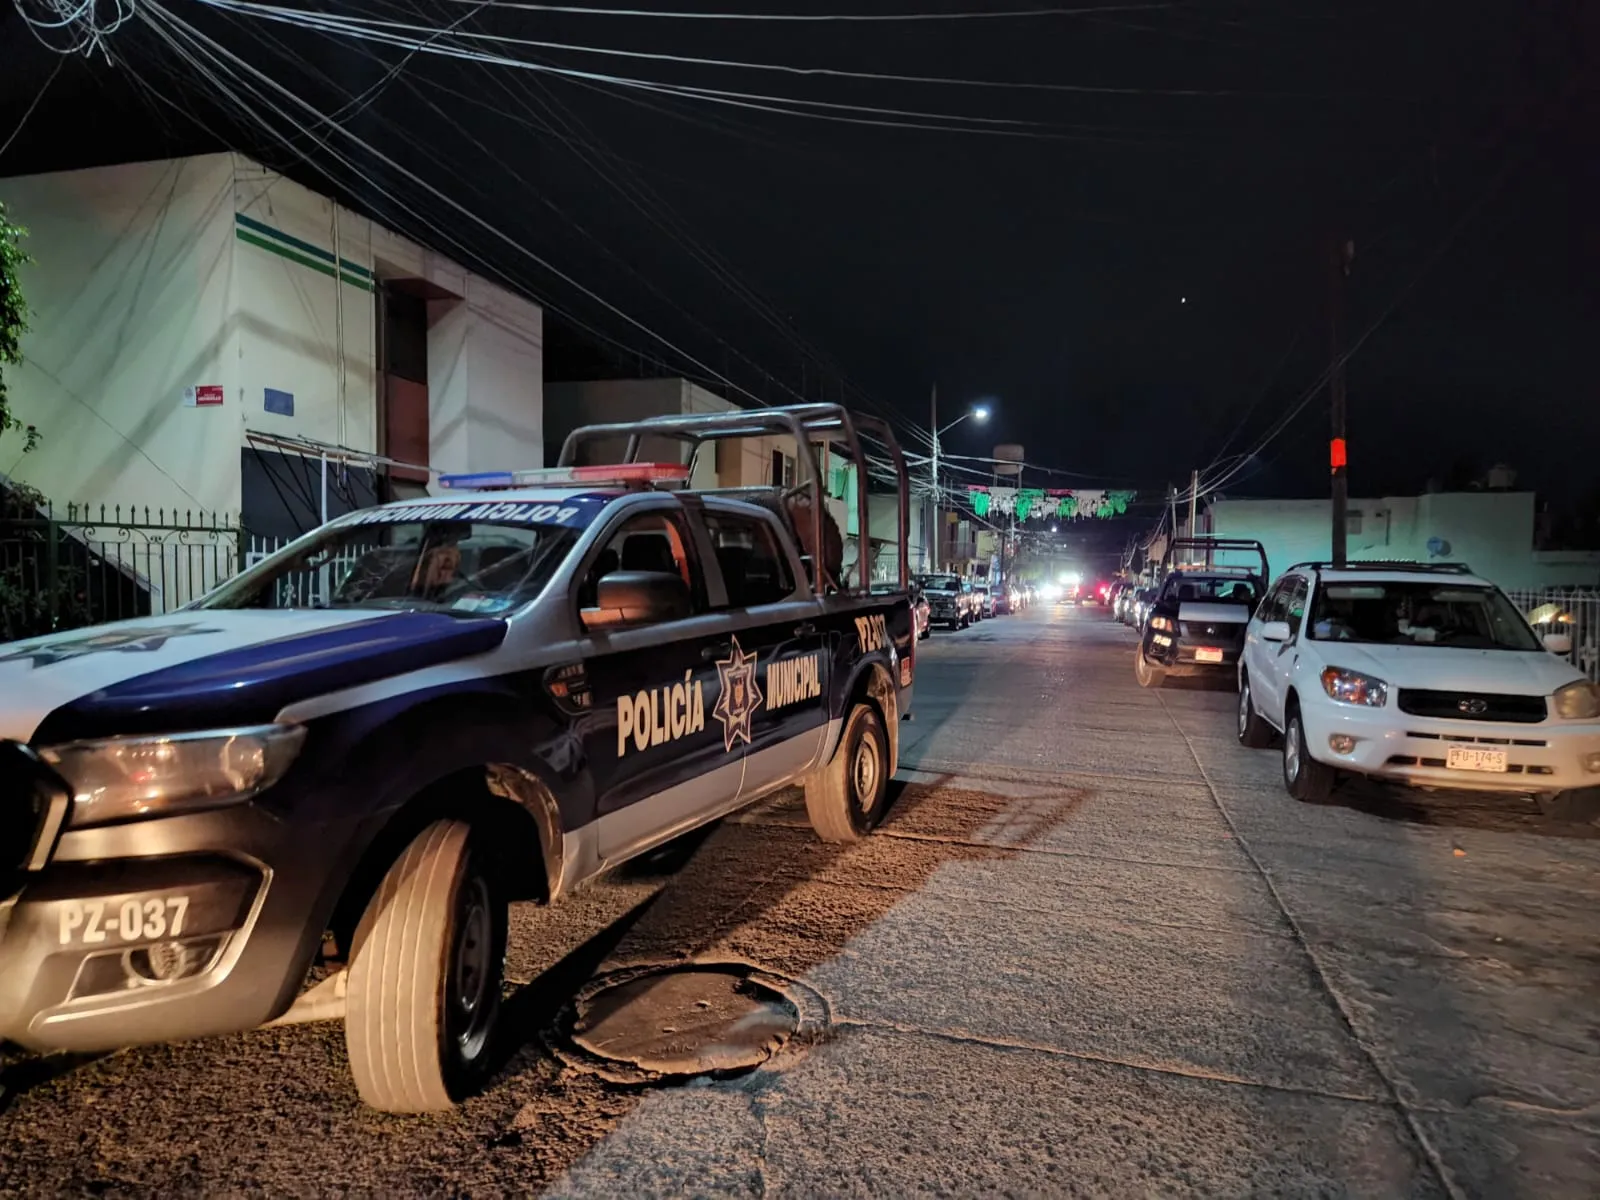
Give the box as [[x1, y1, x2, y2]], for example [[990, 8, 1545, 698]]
[[929, 389, 991, 573]]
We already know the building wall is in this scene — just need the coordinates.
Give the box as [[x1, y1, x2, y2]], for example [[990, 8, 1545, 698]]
[[544, 377, 793, 490], [2, 156, 242, 515], [426, 275, 543, 482], [3, 153, 546, 519], [1207, 493, 1600, 590], [231, 160, 378, 459]]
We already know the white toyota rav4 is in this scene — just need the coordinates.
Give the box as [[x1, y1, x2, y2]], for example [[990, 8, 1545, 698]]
[[1236, 561, 1600, 816]]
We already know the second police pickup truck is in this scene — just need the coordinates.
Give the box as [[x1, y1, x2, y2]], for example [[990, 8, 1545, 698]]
[[0, 404, 915, 1112]]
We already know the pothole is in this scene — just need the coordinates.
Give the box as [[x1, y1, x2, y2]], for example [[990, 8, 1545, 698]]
[[550, 961, 829, 1084]]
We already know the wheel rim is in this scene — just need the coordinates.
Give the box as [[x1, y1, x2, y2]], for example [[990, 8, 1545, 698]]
[[450, 872, 495, 1061], [1238, 684, 1251, 736], [1285, 717, 1302, 784], [852, 724, 881, 814]]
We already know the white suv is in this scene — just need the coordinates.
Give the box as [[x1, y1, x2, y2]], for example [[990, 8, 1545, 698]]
[[1236, 561, 1600, 816]]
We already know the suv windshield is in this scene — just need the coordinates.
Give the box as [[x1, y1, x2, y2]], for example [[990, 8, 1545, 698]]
[[200, 514, 583, 614], [1308, 580, 1541, 651], [1164, 575, 1260, 605], [922, 577, 960, 594]]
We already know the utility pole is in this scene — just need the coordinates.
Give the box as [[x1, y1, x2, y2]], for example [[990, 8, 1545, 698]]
[[1187, 468, 1200, 565], [1329, 235, 1354, 567], [929, 383, 939, 573]]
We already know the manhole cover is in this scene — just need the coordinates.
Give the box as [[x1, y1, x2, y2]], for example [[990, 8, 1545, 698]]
[[552, 962, 828, 1084]]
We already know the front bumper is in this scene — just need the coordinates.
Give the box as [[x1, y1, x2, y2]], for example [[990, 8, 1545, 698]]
[[1299, 701, 1600, 793], [1145, 632, 1242, 672], [0, 797, 364, 1054]]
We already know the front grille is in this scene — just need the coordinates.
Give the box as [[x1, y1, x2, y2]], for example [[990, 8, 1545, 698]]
[[1407, 731, 1547, 747], [1178, 622, 1245, 645], [1397, 689, 1547, 723], [1385, 755, 1553, 775]]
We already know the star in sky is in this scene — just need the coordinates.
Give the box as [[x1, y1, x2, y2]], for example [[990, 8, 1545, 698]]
[[711, 635, 763, 753]]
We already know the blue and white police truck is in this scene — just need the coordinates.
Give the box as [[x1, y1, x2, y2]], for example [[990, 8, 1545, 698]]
[[0, 405, 915, 1111]]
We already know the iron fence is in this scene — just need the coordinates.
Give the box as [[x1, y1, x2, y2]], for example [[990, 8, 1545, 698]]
[[0, 502, 240, 641], [1508, 587, 1600, 684]]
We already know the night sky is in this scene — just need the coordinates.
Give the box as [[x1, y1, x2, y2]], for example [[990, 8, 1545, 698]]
[[2, 1, 1596, 534]]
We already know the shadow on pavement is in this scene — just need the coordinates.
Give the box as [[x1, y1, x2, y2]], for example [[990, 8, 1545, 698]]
[[1309, 776, 1600, 839]]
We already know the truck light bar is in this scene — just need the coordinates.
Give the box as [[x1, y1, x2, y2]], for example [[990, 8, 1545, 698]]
[[438, 463, 692, 491]]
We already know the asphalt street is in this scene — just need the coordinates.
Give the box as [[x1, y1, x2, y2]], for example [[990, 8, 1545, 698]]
[[4, 604, 1599, 1196]]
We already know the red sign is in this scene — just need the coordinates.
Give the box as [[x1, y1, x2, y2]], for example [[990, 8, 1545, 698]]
[[184, 385, 224, 408]]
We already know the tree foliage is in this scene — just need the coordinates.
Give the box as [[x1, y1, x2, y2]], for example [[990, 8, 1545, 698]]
[[0, 200, 38, 453]]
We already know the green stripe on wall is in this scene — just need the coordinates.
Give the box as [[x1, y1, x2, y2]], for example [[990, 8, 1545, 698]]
[[234, 211, 373, 280], [235, 228, 374, 292]]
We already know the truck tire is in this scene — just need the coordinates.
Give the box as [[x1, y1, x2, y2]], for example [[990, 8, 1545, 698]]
[[1135, 648, 1166, 689], [1237, 672, 1274, 749], [345, 819, 506, 1112], [805, 702, 890, 843], [1282, 701, 1335, 803]]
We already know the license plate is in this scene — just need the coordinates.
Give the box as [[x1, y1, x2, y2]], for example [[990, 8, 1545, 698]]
[[56, 895, 194, 947], [1195, 647, 1224, 663], [1446, 746, 1508, 773]]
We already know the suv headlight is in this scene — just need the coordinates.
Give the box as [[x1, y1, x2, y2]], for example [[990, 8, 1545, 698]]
[[1321, 667, 1388, 708], [41, 725, 307, 828], [1553, 680, 1600, 721], [1149, 616, 1175, 632]]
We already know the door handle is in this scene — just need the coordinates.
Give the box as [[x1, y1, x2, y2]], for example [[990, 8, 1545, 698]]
[[702, 641, 734, 661], [794, 622, 817, 637]]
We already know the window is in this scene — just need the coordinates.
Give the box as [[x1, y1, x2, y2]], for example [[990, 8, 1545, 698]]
[[1307, 581, 1539, 650], [1258, 579, 1291, 624], [770, 449, 795, 488], [704, 512, 795, 607], [578, 512, 706, 614], [1284, 577, 1309, 638], [203, 516, 578, 613]]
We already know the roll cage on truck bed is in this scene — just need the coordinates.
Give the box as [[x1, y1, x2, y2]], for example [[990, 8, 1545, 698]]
[[0, 403, 914, 1113]]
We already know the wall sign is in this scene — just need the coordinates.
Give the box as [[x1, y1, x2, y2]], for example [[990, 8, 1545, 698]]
[[183, 385, 225, 408], [264, 387, 295, 416]]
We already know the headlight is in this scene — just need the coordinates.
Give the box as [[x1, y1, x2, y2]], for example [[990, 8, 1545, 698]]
[[1553, 680, 1600, 720], [1150, 616, 1175, 632], [41, 725, 307, 828], [1321, 667, 1388, 708]]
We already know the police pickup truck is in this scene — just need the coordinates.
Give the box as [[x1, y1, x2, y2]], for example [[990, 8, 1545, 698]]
[[0, 404, 914, 1112]]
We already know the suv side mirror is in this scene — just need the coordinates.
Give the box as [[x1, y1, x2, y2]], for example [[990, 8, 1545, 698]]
[[1543, 631, 1573, 655], [583, 571, 691, 630], [1261, 619, 1292, 643]]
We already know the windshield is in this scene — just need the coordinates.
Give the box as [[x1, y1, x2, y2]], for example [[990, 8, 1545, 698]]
[[923, 578, 960, 594], [200, 514, 583, 614], [1165, 575, 1260, 606], [1308, 581, 1541, 651]]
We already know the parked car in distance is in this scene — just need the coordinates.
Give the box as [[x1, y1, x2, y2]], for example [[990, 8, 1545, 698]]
[[909, 582, 931, 640], [1136, 539, 1269, 689], [920, 573, 976, 629], [974, 584, 995, 619], [1236, 559, 1600, 819]]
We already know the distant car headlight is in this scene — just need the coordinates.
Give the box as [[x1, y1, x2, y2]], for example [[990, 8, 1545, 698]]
[[1553, 680, 1600, 720], [1150, 616, 1175, 632], [41, 725, 307, 828], [1320, 667, 1388, 708]]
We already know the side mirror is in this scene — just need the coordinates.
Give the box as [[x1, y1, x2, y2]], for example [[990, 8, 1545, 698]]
[[583, 571, 691, 630], [1543, 632, 1573, 655], [1261, 619, 1292, 643]]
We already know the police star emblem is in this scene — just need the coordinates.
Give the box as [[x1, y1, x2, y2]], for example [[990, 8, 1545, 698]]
[[711, 635, 763, 752]]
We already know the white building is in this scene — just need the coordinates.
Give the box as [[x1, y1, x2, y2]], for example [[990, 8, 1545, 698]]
[[1, 153, 545, 536], [1195, 492, 1600, 591]]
